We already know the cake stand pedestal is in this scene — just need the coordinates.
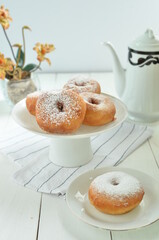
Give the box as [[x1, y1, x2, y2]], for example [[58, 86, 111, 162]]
[[49, 138, 92, 167], [12, 94, 127, 168]]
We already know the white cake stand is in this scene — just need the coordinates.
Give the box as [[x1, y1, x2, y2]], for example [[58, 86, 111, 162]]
[[12, 94, 127, 168]]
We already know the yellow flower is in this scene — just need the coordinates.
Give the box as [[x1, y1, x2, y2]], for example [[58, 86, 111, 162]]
[[33, 43, 55, 65], [0, 53, 14, 79], [0, 5, 12, 29], [0, 69, 5, 79]]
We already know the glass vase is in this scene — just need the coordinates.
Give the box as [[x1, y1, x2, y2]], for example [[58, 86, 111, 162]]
[[1, 74, 40, 106]]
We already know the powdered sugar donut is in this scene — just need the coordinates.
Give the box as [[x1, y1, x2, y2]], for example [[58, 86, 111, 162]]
[[26, 91, 43, 116], [80, 92, 116, 126], [89, 171, 144, 215], [36, 90, 86, 134], [63, 75, 101, 94]]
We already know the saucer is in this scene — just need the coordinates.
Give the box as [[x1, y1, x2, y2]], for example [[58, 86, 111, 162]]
[[66, 167, 159, 231]]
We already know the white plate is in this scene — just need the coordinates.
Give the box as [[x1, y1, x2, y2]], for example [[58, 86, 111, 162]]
[[66, 167, 159, 231], [12, 93, 127, 139]]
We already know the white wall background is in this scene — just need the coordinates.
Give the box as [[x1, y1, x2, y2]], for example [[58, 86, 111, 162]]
[[1, 0, 159, 72]]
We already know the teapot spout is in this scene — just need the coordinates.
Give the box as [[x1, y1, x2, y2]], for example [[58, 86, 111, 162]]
[[102, 42, 125, 98]]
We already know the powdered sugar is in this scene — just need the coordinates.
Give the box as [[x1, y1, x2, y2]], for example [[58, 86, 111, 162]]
[[36, 90, 83, 127], [63, 75, 100, 93], [91, 171, 143, 199], [80, 92, 115, 112]]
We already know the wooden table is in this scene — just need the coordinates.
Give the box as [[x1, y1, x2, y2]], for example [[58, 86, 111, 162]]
[[0, 72, 159, 240]]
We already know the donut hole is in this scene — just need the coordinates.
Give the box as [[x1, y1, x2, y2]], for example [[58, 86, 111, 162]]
[[75, 81, 86, 86], [88, 98, 100, 105], [111, 178, 119, 186], [56, 101, 64, 112]]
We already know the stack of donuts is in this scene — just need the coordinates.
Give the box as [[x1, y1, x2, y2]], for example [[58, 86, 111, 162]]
[[26, 75, 116, 134]]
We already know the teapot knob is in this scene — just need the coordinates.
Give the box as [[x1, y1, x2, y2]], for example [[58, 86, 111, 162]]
[[145, 29, 154, 39]]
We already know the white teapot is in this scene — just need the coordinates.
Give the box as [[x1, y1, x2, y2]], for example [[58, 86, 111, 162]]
[[103, 29, 159, 122]]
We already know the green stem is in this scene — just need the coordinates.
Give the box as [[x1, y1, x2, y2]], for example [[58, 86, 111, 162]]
[[2, 27, 16, 62], [16, 47, 22, 66], [22, 27, 26, 67], [30, 62, 41, 73]]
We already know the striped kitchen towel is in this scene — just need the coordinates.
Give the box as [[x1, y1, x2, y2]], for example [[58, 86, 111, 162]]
[[0, 121, 152, 195]]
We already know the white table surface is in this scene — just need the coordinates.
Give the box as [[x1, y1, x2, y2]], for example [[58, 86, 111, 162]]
[[0, 72, 159, 240]]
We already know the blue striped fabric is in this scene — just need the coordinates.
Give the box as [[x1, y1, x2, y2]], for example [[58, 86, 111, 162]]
[[0, 121, 152, 195]]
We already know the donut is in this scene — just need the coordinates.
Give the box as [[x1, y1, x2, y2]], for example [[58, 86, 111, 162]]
[[26, 91, 43, 116], [88, 171, 144, 215], [36, 90, 86, 134], [63, 75, 101, 94], [80, 92, 116, 126]]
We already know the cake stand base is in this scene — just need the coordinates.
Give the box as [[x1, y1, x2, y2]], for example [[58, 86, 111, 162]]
[[49, 138, 93, 167]]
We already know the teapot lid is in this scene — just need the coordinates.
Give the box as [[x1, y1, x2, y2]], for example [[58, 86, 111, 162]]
[[129, 29, 159, 52]]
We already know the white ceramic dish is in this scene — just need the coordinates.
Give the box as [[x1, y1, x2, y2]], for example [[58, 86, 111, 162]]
[[66, 167, 159, 231], [12, 94, 127, 139], [12, 94, 127, 167]]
